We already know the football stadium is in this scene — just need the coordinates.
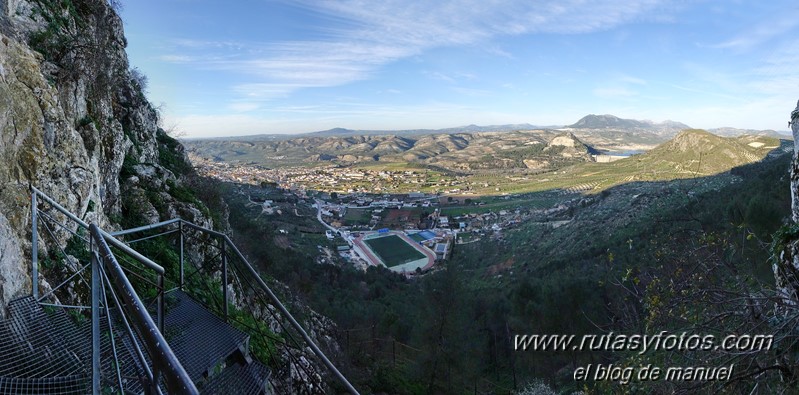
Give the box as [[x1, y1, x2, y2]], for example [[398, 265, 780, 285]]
[[355, 230, 435, 272]]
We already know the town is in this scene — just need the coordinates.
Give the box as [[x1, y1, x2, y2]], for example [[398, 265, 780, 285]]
[[193, 156, 588, 276], [188, 154, 502, 195]]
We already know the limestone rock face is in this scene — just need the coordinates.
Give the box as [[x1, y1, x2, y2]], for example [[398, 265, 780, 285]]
[[0, 0, 199, 311], [774, 101, 799, 305], [0, 15, 93, 307], [0, 3, 342, 391], [548, 134, 578, 148]]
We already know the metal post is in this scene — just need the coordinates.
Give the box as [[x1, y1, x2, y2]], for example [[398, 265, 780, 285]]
[[179, 221, 184, 290], [91, 253, 101, 394], [151, 368, 161, 394], [31, 191, 38, 299], [158, 275, 165, 334], [176, 221, 361, 394], [221, 239, 228, 322]]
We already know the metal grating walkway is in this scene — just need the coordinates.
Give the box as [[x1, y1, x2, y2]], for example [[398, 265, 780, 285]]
[[199, 361, 272, 394], [157, 290, 251, 383], [0, 297, 89, 394], [0, 293, 271, 394]]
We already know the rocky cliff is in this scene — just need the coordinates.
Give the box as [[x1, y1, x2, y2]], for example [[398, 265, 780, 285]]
[[775, 103, 799, 298], [0, 0, 209, 311], [0, 2, 344, 391]]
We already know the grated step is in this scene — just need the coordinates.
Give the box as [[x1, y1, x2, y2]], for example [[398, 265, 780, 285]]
[[199, 361, 272, 395], [0, 296, 89, 394], [0, 291, 271, 394], [156, 290, 252, 383]]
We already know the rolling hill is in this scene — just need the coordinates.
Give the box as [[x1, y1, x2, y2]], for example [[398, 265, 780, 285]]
[[185, 129, 595, 170], [483, 130, 790, 195]]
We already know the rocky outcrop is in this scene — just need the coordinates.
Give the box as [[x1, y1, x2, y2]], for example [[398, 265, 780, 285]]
[[0, 0, 206, 312], [774, 101, 799, 306], [544, 132, 592, 158], [0, 3, 344, 391], [548, 133, 579, 148]]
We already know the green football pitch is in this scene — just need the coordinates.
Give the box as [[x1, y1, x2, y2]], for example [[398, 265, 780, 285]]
[[364, 235, 425, 267]]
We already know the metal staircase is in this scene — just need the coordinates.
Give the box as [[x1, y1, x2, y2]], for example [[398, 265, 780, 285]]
[[0, 187, 359, 394], [0, 295, 89, 393], [0, 291, 272, 394]]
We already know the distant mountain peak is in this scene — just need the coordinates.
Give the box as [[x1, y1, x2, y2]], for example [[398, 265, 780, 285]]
[[568, 114, 691, 136], [569, 114, 650, 129]]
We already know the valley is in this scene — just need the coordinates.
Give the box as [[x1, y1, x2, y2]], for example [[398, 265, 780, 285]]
[[4, 1, 797, 393], [187, 121, 790, 197], [188, 122, 795, 393]]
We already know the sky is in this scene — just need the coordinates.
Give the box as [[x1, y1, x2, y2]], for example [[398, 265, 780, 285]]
[[120, 1, 799, 138]]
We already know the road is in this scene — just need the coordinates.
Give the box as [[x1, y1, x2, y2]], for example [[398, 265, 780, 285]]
[[314, 199, 339, 233]]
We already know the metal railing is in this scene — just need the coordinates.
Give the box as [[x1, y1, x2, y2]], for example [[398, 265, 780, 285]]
[[29, 186, 359, 394], [30, 186, 197, 394], [31, 186, 167, 334], [89, 224, 198, 394], [112, 218, 360, 395]]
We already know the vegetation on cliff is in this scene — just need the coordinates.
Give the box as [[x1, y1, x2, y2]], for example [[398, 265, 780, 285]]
[[216, 148, 792, 393]]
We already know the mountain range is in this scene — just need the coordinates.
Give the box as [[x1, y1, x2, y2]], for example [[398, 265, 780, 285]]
[[567, 114, 691, 134], [190, 114, 788, 142], [184, 117, 790, 179]]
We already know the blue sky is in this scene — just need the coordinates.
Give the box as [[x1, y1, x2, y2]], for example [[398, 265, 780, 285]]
[[121, 1, 799, 138]]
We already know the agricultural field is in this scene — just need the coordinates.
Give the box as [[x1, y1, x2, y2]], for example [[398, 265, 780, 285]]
[[342, 208, 374, 226], [439, 193, 566, 216]]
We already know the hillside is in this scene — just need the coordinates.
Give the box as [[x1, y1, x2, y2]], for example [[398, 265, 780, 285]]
[[0, 0, 200, 306], [504, 129, 788, 193], [186, 129, 603, 172], [637, 129, 781, 174], [215, 129, 795, 394], [570, 114, 652, 129], [439, 129, 788, 195], [187, 126, 790, 197]]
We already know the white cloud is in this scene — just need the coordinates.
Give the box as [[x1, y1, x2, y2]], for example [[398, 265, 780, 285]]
[[618, 75, 647, 85], [166, 0, 673, 102], [593, 74, 647, 99], [159, 55, 194, 62], [749, 39, 799, 95], [424, 71, 456, 83], [713, 14, 799, 51], [675, 96, 795, 131], [228, 102, 260, 112], [232, 83, 305, 100]]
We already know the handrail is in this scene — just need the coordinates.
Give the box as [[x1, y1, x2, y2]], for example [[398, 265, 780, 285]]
[[89, 224, 198, 394], [31, 186, 165, 275], [124, 218, 361, 395], [110, 218, 182, 237], [31, 184, 359, 393], [32, 186, 167, 334]]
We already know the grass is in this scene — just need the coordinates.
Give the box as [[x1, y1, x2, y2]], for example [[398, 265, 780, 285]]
[[364, 235, 425, 267], [440, 196, 563, 216], [343, 208, 373, 225]]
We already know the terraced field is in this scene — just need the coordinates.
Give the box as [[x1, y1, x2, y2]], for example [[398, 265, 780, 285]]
[[463, 131, 785, 195]]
